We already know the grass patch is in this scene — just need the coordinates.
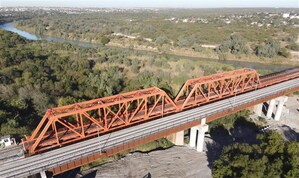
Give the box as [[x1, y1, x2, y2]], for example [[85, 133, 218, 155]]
[[293, 91, 299, 95]]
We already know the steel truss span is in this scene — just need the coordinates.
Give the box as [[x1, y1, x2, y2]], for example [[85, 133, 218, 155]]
[[22, 67, 299, 155], [2, 77, 299, 178]]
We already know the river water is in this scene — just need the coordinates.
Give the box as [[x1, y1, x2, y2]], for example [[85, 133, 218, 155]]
[[0, 22, 102, 47], [0, 22, 295, 72]]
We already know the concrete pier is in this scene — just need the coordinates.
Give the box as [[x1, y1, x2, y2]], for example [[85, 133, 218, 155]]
[[189, 118, 209, 152], [274, 96, 288, 121], [254, 96, 288, 121], [40, 171, 47, 178], [196, 125, 209, 152], [266, 99, 276, 119], [168, 130, 184, 145], [253, 103, 263, 117], [189, 127, 197, 148]]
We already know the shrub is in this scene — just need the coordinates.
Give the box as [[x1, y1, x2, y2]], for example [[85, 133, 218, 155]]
[[100, 36, 110, 45], [217, 34, 249, 55], [286, 42, 299, 51], [278, 48, 290, 58], [255, 40, 281, 58], [155, 35, 169, 46]]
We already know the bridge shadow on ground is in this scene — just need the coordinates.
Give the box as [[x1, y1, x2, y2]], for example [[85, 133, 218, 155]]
[[81, 170, 97, 178], [54, 168, 97, 178], [206, 118, 260, 169], [280, 125, 299, 141], [54, 167, 82, 178]]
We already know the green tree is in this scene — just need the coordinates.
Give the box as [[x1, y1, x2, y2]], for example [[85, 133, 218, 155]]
[[255, 40, 281, 58], [213, 131, 299, 178], [100, 36, 110, 45], [217, 34, 249, 55], [155, 35, 169, 46]]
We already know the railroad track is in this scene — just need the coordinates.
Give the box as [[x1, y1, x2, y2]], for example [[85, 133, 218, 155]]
[[0, 145, 23, 163], [260, 67, 299, 86]]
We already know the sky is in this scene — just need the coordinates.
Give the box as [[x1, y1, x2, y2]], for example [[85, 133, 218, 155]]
[[0, 0, 298, 8]]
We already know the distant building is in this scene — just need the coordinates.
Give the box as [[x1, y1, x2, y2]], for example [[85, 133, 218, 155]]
[[283, 13, 290, 18], [0, 135, 16, 148], [290, 15, 299, 19]]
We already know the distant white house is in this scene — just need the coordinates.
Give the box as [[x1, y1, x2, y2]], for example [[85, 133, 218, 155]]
[[283, 13, 290, 18], [0, 135, 16, 148], [290, 15, 299, 19], [225, 20, 231, 24]]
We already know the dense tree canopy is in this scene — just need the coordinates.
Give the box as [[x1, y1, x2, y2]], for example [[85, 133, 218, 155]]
[[213, 131, 299, 178], [1, 29, 219, 138], [217, 34, 249, 55], [255, 40, 281, 58], [0, 30, 126, 136]]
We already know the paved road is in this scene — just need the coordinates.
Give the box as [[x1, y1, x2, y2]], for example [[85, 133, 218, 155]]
[[0, 78, 298, 178]]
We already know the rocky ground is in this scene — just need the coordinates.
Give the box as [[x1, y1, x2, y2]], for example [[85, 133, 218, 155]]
[[80, 146, 211, 178]]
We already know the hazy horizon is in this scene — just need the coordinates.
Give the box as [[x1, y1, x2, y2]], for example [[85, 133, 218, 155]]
[[1, 0, 298, 8]]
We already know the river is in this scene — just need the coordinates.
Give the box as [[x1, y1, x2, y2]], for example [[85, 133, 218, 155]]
[[0, 22, 102, 47], [0, 22, 295, 72]]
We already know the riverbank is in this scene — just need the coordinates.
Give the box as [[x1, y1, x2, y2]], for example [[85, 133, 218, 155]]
[[9, 22, 299, 67], [0, 22, 297, 75]]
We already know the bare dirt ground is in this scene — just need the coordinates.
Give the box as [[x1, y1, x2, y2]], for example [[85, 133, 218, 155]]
[[276, 95, 299, 129], [250, 95, 299, 141], [77, 120, 260, 178], [80, 146, 211, 178], [266, 95, 299, 141]]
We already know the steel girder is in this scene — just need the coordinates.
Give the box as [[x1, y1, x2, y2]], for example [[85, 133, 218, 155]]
[[24, 87, 178, 154], [174, 68, 260, 110], [23, 67, 299, 155]]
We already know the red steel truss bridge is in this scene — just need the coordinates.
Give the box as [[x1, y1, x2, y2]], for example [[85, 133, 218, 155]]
[[1, 67, 298, 177]]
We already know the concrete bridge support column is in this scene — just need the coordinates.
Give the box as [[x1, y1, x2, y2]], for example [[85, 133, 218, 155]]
[[253, 103, 263, 117], [189, 118, 209, 152], [189, 127, 197, 148], [168, 130, 184, 145], [274, 96, 288, 121], [40, 171, 48, 178], [266, 99, 276, 119], [196, 125, 209, 152]]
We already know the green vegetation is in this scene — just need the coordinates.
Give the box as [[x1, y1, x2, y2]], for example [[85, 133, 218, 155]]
[[217, 34, 249, 55], [286, 43, 299, 51], [10, 8, 298, 64], [255, 40, 282, 58], [0, 29, 238, 137], [135, 137, 174, 152], [100, 36, 110, 45], [213, 131, 299, 178], [216, 35, 291, 59], [206, 109, 298, 178], [0, 8, 298, 175], [209, 110, 251, 131]]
